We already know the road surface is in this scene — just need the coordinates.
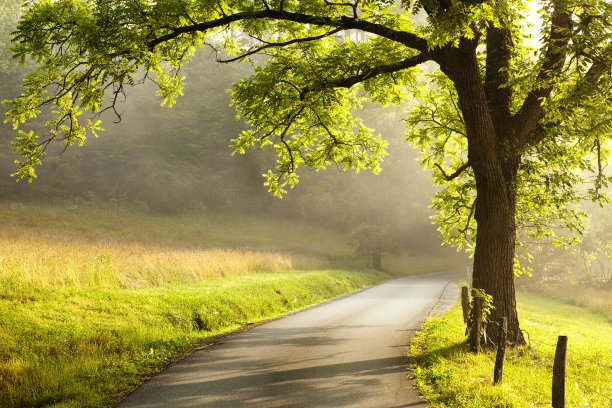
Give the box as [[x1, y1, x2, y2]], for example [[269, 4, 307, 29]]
[[117, 271, 459, 407]]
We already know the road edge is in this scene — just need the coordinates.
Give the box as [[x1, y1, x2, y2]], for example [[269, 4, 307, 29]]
[[111, 271, 461, 407]]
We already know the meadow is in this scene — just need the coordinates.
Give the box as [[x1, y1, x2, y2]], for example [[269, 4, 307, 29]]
[[526, 283, 612, 322], [0, 200, 457, 407], [409, 291, 612, 407]]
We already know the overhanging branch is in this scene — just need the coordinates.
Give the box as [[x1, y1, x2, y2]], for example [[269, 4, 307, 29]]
[[299, 52, 431, 99], [216, 28, 343, 63], [523, 52, 610, 147], [148, 9, 428, 52]]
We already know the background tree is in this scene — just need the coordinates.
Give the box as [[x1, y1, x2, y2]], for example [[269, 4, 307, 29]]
[[349, 223, 396, 270], [4, 0, 612, 344]]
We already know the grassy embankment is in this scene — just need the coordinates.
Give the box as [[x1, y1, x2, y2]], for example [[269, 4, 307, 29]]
[[409, 291, 612, 407], [0, 201, 454, 408]]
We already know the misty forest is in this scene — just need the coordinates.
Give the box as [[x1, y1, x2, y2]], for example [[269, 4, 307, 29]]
[[0, 0, 611, 407]]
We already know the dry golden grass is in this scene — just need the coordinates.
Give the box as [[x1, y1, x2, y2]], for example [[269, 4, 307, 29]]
[[0, 225, 301, 288], [536, 283, 612, 321]]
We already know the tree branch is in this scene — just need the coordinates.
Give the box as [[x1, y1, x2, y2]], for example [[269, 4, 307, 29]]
[[595, 134, 603, 193], [458, 200, 476, 239], [434, 161, 472, 181], [148, 9, 428, 53], [512, 3, 572, 143], [523, 53, 610, 147], [216, 28, 343, 63], [278, 106, 306, 173], [299, 52, 431, 99], [484, 24, 512, 130]]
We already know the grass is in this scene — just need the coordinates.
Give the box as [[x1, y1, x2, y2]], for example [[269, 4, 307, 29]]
[[523, 283, 612, 322], [0, 201, 462, 277], [0, 224, 300, 288], [0, 270, 386, 408], [0, 201, 352, 259], [0, 201, 397, 407], [408, 292, 612, 407]]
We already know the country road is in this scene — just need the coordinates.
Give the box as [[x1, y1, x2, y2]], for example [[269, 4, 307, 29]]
[[117, 271, 460, 408]]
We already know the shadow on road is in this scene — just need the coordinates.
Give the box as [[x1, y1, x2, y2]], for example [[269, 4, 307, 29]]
[[135, 356, 409, 407]]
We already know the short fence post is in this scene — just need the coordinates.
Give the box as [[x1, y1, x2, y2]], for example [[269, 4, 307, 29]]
[[552, 335, 568, 408], [493, 317, 507, 384], [461, 286, 470, 323], [470, 295, 482, 353]]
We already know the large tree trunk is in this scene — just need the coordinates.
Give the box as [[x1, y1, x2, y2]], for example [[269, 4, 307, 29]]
[[472, 162, 525, 345], [437, 42, 526, 346]]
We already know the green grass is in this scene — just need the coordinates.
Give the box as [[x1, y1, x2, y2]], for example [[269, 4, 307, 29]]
[[0, 270, 387, 408], [0, 201, 397, 407], [408, 293, 612, 407]]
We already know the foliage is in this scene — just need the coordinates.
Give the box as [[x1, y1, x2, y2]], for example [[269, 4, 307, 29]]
[[0, 38, 266, 212], [405, 70, 474, 249], [406, 65, 612, 264], [0, 0, 22, 74], [408, 294, 612, 407], [466, 287, 494, 345], [517, 201, 612, 289], [0, 7, 437, 238], [3, 0, 610, 259]]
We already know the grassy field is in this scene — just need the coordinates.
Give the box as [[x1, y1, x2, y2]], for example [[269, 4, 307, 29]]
[[0, 223, 301, 288], [409, 292, 612, 407], [0, 201, 350, 266], [0, 201, 406, 407], [524, 283, 612, 322], [0, 201, 461, 278]]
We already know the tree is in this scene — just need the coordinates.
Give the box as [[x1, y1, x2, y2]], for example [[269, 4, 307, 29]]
[[4, 0, 612, 345], [349, 223, 394, 270]]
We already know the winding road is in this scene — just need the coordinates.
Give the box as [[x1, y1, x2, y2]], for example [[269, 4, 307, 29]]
[[117, 271, 459, 407]]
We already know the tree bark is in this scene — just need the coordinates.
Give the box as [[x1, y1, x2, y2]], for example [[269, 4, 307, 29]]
[[472, 166, 524, 345], [436, 42, 525, 346]]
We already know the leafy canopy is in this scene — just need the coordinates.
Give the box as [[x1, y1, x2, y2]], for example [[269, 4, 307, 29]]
[[3, 0, 612, 257]]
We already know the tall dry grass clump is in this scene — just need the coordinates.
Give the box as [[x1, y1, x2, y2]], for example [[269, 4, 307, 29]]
[[0, 225, 296, 288]]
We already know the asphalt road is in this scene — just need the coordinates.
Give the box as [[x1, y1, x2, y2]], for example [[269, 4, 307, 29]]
[[117, 271, 459, 408]]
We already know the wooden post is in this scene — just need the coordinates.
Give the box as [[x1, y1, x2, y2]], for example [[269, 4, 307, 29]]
[[461, 286, 470, 323], [552, 335, 568, 408], [470, 295, 482, 353], [493, 317, 507, 384]]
